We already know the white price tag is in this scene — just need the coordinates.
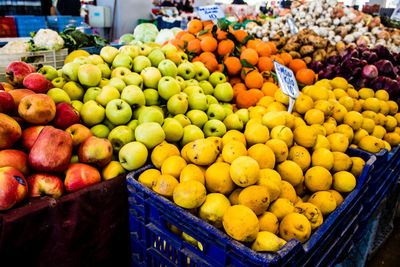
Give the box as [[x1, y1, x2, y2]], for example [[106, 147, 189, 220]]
[[195, 5, 225, 22], [391, 4, 400, 21], [273, 60, 300, 113]]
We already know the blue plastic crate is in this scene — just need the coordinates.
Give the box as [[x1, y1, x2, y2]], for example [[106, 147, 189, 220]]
[[12, 15, 46, 37], [80, 43, 122, 55], [127, 148, 376, 267], [46, 16, 84, 32]]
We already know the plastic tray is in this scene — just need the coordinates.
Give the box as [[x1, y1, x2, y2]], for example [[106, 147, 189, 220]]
[[47, 16, 84, 32], [12, 15, 46, 37], [127, 148, 375, 267]]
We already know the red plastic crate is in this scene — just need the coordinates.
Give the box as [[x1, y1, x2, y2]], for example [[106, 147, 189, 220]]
[[0, 17, 17, 37]]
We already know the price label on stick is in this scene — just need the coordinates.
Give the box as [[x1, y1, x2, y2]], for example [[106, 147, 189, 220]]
[[196, 5, 225, 24], [273, 60, 300, 113]]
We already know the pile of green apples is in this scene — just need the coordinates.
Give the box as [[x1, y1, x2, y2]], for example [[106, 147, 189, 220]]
[[43, 44, 250, 171]]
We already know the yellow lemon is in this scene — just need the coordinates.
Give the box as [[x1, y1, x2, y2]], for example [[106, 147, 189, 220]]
[[64, 49, 90, 64], [347, 88, 359, 99], [379, 100, 390, 115], [333, 171, 356, 193], [385, 115, 397, 132], [173, 180, 207, 209], [311, 124, 327, 136], [266, 139, 289, 163], [388, 100, 399, 115], [279, 181, 297, 203], [249, 106, 268, 119], [359, 88, 375, 99], [294, 117, 307, 128], [288, 146, 311, 172], [274, 89, 290, 105], [328, 189, 344, 206], [238, 185, 271, 215], [327, 133, 349, 152], [279, 213, 311, 243], [294, 202, 323, 230], [199, 193, 231, 228], [377, 113, 388, 126], [248, 144, 276, 169], [332, 152, 352, 172], [262, 111, 286, 129], [305, 85, 329, 101], [338, 96, 354, 111], [305, 166, 332, 192], [384, 132, 400, 146], [350, 157, 365, 178], [283, 111, 296, 129], [313, 135, 331, 150], [180, 164, 205, 184], [277, 160, 304, 187], [270, 125, 293, 147], [187, 139, 219, 165], [314, 100, 334, 116], [258, 169, 281, 201], [335, 124, 354, 143], [152, 174, 179, 198], [265, 101, 287, 112], [294, 125, 317, 148], [344, 111, 363, 130], [371, 125, 386, 139], [361, 118, 376, 134], [353, 129, 369, 145], [205, 162, 236, 195], [138, 169, 161, 188], [358, 135, 384, 153], [222, 141, 247, 164], [332, 103, 348, 123], [222, 130, 246, 147], [230, 156, 260, 187], [309, 191, 337, 215], [244, 123, 270, 146], [251, 231, 285, 252], [323, 122, 337, 136], [258, 212, 279, 234], [352, 100, 363, 112], [257, 96, 275, 108], [151, 141, 180, 168], [222, 205, 259, 242], [363, 97, 381, 113], [228, 188, 242, 205], [161, 156, 187, 178], [375, 90, 389, 101], [333, 88, 348, 99], [330, 77, 348, 89], [312, 148, 334, 170], [304, 109, 325, 125], [181, 141, 193, 162], [269, 198, 295, 221], [294, 94, 314, 114]]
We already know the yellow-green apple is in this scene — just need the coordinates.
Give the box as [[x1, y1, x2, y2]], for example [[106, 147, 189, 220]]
[[143, 89, 160, 106], [78, 136, 113, 167], [83, 87, 101, 102], [64, 163, 101, 192], [162, 118, 183, 142], [88, 54, 104, 65], [21, 125, 44, 151], [51, 77, 66, 88], [135, 122, 165, 149], [66, 123, 93, 146], [8, 88, 35, 113], [29, 126, 73, 172], [18, 94, 56, 124], [112, 54, 133, 69], [121, 85, 145, 107], [167, 93, 188, 115], [207, 103, 226, 121], [96, 85, 120, 106], [63, 81, 84, 100], [99, 78, 109, 87], [123, 72, 143, 88], [0, 166, 28, 210], [108, 125, 134, 152], [107, 77, 126, 92], [161, 44, 178, 55], [181, 125, 204, 145], [209, 72, 226, 87], [71, 100, 83, 112], [206, 95, 219, 105], [175, 76, 185, 88], [62, 62, 80, 81], [111, 66, 131, 79], [223, 113, 244, 131], [158, 76, 180, 100], [133, 55, 151, 73], [214, 82, 233, 102], [183, 85, 203, 95], [183, 79, 199, 89], [97, 63, 111, 78], [78, 64, 102, 87], [102, 161, 126, 180], [193, 62, 210, 81], [199, 80, 214, 95], [186, 110, 208, 128], [188, 92, 209, 111], [148, 49, 165, 67], [138, 106, 164, 124], [100, 46, 119, 64], [27, 173, 63, 198], [0, 90, 14, 114], [222, 103, 234, 116], [103, 118, 115, 130], [177, 62, 196, 79], [203, 119, 227, 137], [133, 105, 146, 120], [90, 124, 110, 138], [119, 141, 148, 170], [158, 59, 178, 77], [38, 65, 58, 81], [52, 102, 80, 129], [47, 88, 71, 104], [73, 56, 90, 65], [141, 67, 162, 89], [139, 44, 151, 56], [23, 73, 49, 93], [105, 99, 132, 125], [166, 51, 182, 65], [127, 120, 139, 132], [119, 45, 139, 59], [174, 114, 191, 127], [0, 113, 21, 149], [0, 149, 29, 176], [80, 100, 105, 126], [5, 62, 32, 87]]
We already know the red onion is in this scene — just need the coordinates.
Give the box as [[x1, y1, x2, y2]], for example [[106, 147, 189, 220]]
[[362, 65, 379, 79]]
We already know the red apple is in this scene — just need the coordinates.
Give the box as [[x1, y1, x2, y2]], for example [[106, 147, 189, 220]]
[[27, 173, 63, 198], [8, 88, 35, 113], [0, 90, 14, 114], [21, 125, 45, 152], [27, 64, 36, 73], [0, 166, 28, 210], [78, 136, 113, 167], [53, 102, 80, 130], [29, 126, 73, 173], [0, 83, 3, 90], [0, 113, 22, 149], [64, 163, 101, 192], [65, 123, 93, 146], [18, 94, 56, 124], [0, 149, 29, 176], [23, 73, 49, 93], [46, 80, 54, 90], [5, 62, 33, 87]]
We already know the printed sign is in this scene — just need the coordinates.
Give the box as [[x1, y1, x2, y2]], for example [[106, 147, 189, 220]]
[[196, 5, 225, 21], [392, 3, 400, 21], [273, 60, 300, 113], [287, 18, 299, 35]]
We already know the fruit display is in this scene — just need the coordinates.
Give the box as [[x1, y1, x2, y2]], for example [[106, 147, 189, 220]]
[[119, 23, 182, 45]]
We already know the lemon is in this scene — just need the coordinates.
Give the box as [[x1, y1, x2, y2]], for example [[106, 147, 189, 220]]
[[313, 135, 331, 150], [385, 115, 397, 132], [294, 202, 323, 230], [359, 88, 375, 99], [309, 191, 337, 215], [323, 122, 336, 136], [361, 118, 375, 134], [205, 162, 235, 195], [314, 100, 334, 116], [312, 148, 334, 170], [362, 110, 378, 123], [332, 103, 347, 123], [327, 133, 349, 152], [372, 125, 386, 139], [244, 122, 270, 146], [266, 139, 289, 163], [152, 174, 179, 197], [161, 156, 187, 178], [379, 100, 390, 115], [274, 89, 290, 105], [228, 188, 242, 205], [330, 77, 348, 89], [294, 125, 317, 148], [180, 164, 205, 184], [335, 124, 354, 143], [151, 141, 180, 168], [222, 141, 247, 164], [270, 125, 293, 147], [181, 141, 193, 162], [375, 90, 389, 101], [288, 146, 311, 172], [326, 117, 338, 126], [363, 97, 381, 113], [258, 169, 281, 201], [207, 136, 222, 152], [257, 96, 275, 108], [258, 212, 279, 234], [352, 129, 368, 145], [310, 124, 326, 136], [305, 109, 325, 125], [333, 88, 348, 99], [279, 181, 297, 203], [283, 112, 296, 129], [199, 193, 231, 228], [384, 132, 400, 146], [248, 144, 275, 169], [344, 111, 363, 130], [269, 198, 295, 221], [173, 180, 207, 209], [277, 160, 304, 187], [238, 185, 271, 215], [338, 96, 354, 111], [138, 169, 161, 188], [352, 100, 363, 112], [262, 111, 286, 129], [222, 130, 246, 147], [279, 213, 311, 243], [266, 102, 287, 112], [182, 232, 199, 246], [333, 171, 356, 192], [249, 106, 268, 119], [305, 166, 332, 192], [293, 117, 307, 128], [294, 94, 314, 114], [306, 85, 329, 101], [377, 113, 388, 126], [350, 157, 365, 178], [383, 140, 392, 151], [295, 182, 307, 196], [328, 189, 344, 206], [347, 88, 359, 99], [358, 135, 384, 153], [332, 152, 352, 172], [222, 205, 259, 242], [230, 156, 260, 187], [388, 100, 399, 115], [251, 231, 285, 252], [187, 139, 219, 165], [64, 49, 90, 64]]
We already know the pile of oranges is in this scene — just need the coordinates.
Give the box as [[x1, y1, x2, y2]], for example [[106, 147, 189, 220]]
[[167, 19, 317, 109]]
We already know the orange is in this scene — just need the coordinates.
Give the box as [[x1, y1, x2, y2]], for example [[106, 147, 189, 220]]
[[216, 29, 228, 40], [169, 38, 184, 50], [236, 89, 264, 109], [246, 39, 262, 49], [200, 36, 218, 52], [175, 31, 187, 40], [255, 42, 271, 57], [233, 83, 247, 101], [241, 67, 256, 80], [192, 56, 200, 62], [234, 30, 248, 43], [187, 39, 201, 54], [197, 32, 213, 40], [202, 56, 219, 73], [265, 42, 277, 55], [188, 19, 203, 34], [181, 33, 196, 43], [229, 76, 242, 86], [203, 20, 214, 27], [261, 82, 279, 97], [289, 59, 307, 74], [296, 68, 316, 85], [240, 48, 259, 66], [257, 57, 274, 72], [261, 71, 275, 83], [218, 39, 235, 56], [199, 52, 216, 60], [245, 71, 264, 89], [217, 64, 223, 72], [280, 52, 293, 66], [224, 57, 242, 76]]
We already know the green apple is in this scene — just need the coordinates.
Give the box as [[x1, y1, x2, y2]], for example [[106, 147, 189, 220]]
[[177, 62, 196, 79], [175, 76, 185, 89], [183, 79, 199, 89], [80, 100, 105, 126], [103, 118, 115, 130], [236, 109, 250, 124], [112, 54, 133, 69], [91, 124, 110, 138], [148, 49, 165, 67], [167, 93, 188, 115], [73, 56, 90, 65], [119, 141, 148, 171], [57, 69, 63, 77], [135, 122, 165, 149], [108, 125, 135, 152], [111, 67, 132, 79], [158, 76, 180, 100], [193, 62, 210, 81], [62, 62, 80, 81], [52, 77, 66, 88], [71, 100, 83, 112], [139, 44, 152, 56], [222, 103, 234, 116], [107, 77, 126, 92], [83, 87, 102, 102], [70, 155, 79, 164], [88, 54, 104, 65], [178, 51, 188, 62], [199, 80, 214, 95], [105, 99, 132, 125], [203, 119, 227, 137], [133, 105, 146, 120], [141, 67, 162, 89], [186, 110, 208, 128], [97, 63, 111, 78], [96, 85, 120, 106], [123, 72, 143, 88], [133, 55, 152, 73], [161, 44, 178, 55], [100, 46, 119, 64], [214, 82, 233, 102], [143, 89, 160, 106], [63, 81, 85, 100], [181, 125, 204, 146], [138, 106, 164, 124], [78, 64, 102, 87], [223, 113, 244, 130], [206, 95, 219, 105], [121, 85, 145, 107], [207, 104, 226, 121], [127, 119, 139, 132], [119, 45, 139, 59], [188, 92, 209, 111], [209, 72, 226, 87], [47, 88, 71, 104], [183, 86, 203, 96], [38, 65, 58, 81], [158, 59, 178, 77], [162, 118, 183, 143], [174, 114, 191, 127], [99, 78, 109, 88]]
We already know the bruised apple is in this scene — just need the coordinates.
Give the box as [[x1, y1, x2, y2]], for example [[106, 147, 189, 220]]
[[64, 163, 101, 192], [18, 94, 56, 124]]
